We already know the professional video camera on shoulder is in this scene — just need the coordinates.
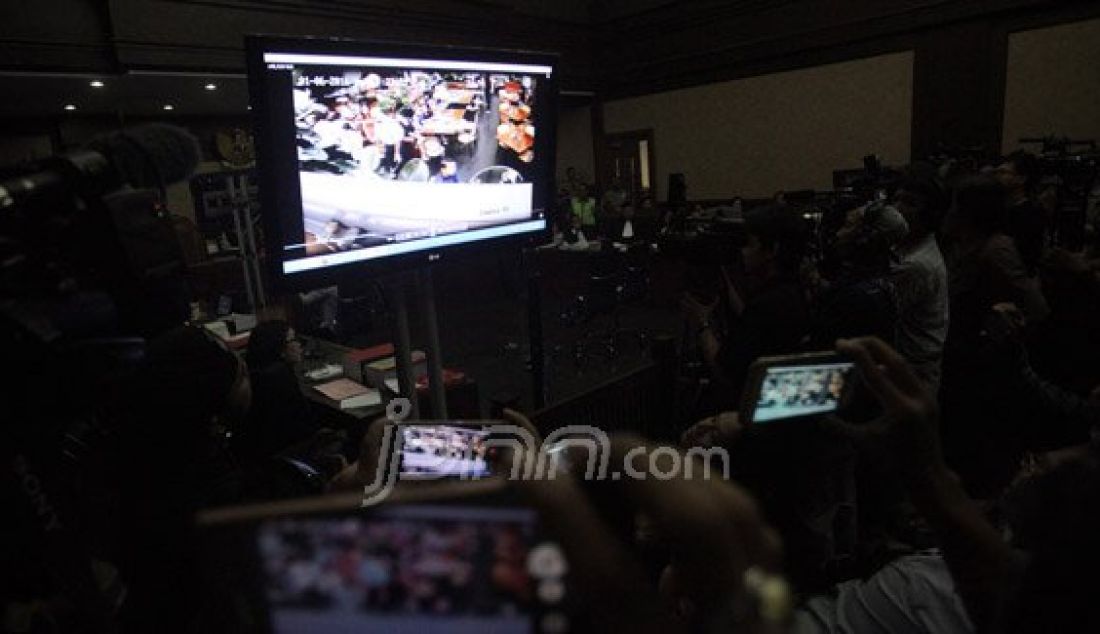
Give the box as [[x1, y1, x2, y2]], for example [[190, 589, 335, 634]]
[[1, 123, 201, 339], [2, 124, 203, 633]]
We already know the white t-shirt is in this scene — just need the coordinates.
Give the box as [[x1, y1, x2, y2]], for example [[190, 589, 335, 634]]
[[793, 552, 973, 634], [892, 235, 949, 390]]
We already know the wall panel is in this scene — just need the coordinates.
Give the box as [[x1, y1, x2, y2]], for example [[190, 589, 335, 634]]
[[602, 51, 913, 199], [1002, 17, 1100, 153], [556, 105, 595, 185]]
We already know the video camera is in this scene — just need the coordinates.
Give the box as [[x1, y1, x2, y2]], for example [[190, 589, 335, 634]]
[[1, 124, 202, 632], [1, 124, 202, 340]]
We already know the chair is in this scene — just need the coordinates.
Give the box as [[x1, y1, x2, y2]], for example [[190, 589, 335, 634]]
[[556, 246, 651, 367]]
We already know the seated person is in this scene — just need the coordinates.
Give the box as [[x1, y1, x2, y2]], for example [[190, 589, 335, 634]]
[[606, 203, 649, 245], [110, 326, 345, 631], [112, 326, 252, 631], [571, 185, 599, 235], [233, 320, 320, 461], [434, 159, 459, 183], [558, 213, 591, 251]]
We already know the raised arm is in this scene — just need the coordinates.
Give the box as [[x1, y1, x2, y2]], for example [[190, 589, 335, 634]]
[[828, 337, 1025, 633]]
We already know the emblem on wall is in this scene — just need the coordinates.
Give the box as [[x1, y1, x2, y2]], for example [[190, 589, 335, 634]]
[[215, 128, 255, 167]]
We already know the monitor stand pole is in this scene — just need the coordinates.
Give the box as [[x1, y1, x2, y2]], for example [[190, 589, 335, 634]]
[[387, 275, 420, 421], [523, 247, 546, 409], [384, 268, 448, 421], [417, 267, 448, 419]]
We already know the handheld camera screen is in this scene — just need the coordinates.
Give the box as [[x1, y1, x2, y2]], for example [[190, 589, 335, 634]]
[[399, 424, 491, 478], [256, 505, 569, 633], [752, 362, 855, 423], [249, 41, 555, 279]]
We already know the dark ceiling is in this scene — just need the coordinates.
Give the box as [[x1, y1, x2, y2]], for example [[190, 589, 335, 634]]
[[0, 0, 1094, 120], [0, 70, 594, 121], [0, 71, 251, 119]]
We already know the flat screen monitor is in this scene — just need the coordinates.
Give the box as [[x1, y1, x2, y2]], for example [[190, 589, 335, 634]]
[[246, 37, 557, 287]]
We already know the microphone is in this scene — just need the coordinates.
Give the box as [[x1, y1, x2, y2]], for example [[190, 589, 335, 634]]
[[0, 123, 201, 211]]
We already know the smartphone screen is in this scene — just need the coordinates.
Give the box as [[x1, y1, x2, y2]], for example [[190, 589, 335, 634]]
[[398, 423, 492, 479], [255, 505, 569, 633], [751, 361, 855, 423]]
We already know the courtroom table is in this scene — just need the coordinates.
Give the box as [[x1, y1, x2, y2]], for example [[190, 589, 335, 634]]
[[297, 336, 386, 423], [297, 336, 481, 422]]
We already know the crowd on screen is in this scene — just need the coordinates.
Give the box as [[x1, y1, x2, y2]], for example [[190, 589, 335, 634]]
[[258, 517, 530, 616], [294, 69, 537, 182]]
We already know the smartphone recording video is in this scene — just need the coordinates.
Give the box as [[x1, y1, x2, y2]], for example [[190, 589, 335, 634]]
[[255, 505, 569, 633], [745, 354, 855, 423], [398, 423, 493, 479]]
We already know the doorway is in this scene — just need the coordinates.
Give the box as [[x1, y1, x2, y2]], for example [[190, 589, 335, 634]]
[[601, 129, 656, 206]]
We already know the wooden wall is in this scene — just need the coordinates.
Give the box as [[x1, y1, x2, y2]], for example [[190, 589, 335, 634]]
[[591, 0, 1100, 163], [556, 105, 596, 184], [602, 51, 913, 199], [1002, 16, 1100, 153]]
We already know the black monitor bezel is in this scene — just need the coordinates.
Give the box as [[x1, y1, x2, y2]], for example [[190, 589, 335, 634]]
[[245, 35, 558, 291]]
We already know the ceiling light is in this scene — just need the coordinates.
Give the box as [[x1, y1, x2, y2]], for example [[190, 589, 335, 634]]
[[89, 80, 104, 88], [204, 83, 217, 91], [64, 104, 76, 111], [163, 104, 175, 111], [247, 105, 252, 110]]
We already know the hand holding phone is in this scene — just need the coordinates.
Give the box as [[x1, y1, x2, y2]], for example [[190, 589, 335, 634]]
[[508, 435, 785, 632], [741, 352, 856, 424], [823, 337, 945, 483], [680, 411, 743, 449]]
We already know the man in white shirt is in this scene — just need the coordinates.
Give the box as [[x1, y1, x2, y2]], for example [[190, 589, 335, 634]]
[[609, 204, 642, 244], [892, 177, 949, 391]]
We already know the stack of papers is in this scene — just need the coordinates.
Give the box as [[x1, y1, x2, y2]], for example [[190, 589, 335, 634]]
[[313, 378, 381, 409]]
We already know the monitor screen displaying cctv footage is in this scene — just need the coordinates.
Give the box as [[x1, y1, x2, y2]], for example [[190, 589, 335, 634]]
[[247, 37, 557, 285]]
